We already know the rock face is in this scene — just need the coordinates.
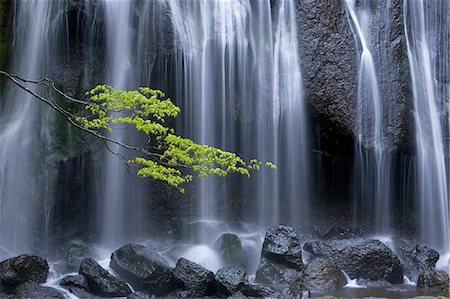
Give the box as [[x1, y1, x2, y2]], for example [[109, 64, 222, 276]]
[[215, 266, 248, 295], [304, 239, 403, 283], [214, 233, 246, 268], [173, 258, 216, 296], [79, 258, 131, 297], [303, 257, 346, 291], [59, 274, 94, 298], [16, 282, 66, 299], [110, 243, 174, 296], [417, 270, 450, 291], [260, 225, 304, 270], [0, 255, 49, 286], [255, 257, 298, 285], [278, 273, 309, 299], [395, 240, 439, 280]]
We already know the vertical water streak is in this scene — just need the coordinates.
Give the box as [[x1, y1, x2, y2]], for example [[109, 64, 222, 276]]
[[404, 0, 449, 251], [346, 0, 391, 233], [0, 0, 67, 254]]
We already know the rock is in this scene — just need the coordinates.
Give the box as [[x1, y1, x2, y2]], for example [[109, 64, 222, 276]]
[[215, 266, 248, 295], [303, 257, 346, 291], [395, 240, 439, 280], [0, 254, 49, 286], [242, 283, 275, 297], [67, 239, 91, 270], [278, 273, 309, 299], [79, 258, 131, 297], [417, 270, 450, 291], [255, 257, 297, 285], [304, 239, 403, 283], [127, 291, 152, 299], [16, 282, 66, 299], [261, 225, 304, 270], [214, 233, 246, 268], [110, 243, 174, 296], [59, 274, 95, 298], [173, 258, 216, 296], [227, 291, 248, 299]]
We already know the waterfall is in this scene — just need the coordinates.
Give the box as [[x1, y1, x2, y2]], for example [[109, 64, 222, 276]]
[[404, 0, 449, 252], [169, 0, 309, 240], [0, 0, 67, 254], [346, 0, 394, 234]]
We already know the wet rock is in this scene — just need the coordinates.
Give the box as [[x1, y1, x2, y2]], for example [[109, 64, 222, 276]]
[[16, 282, 66, 299], [304, 239, 403, 283], [79, 258, 131, 297], [110, 243, 174, 296], [173, 257, 216, 296], [215, 266, 248, 295], [417, 270, 450, 291], [127, 291, 152, 299], [242, 283, 276, 297], [255, 257, 297, 285], [214, 233, 246, 268], [59, 274, 96, 298], [67, 239, 92, 270], [395, 240, 439, 280], [303, 256, 346, 291], [0, 254, 49, 286], [278, 272, 309, 299], [227, 291, 248, 299], [261, 225, 304, 270]]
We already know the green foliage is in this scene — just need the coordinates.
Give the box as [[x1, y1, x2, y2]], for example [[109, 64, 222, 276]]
[[76, 85, 274, 193]]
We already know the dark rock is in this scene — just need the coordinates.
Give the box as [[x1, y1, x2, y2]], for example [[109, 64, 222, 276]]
[[261, 225, 304, 270], [417, 270, 450, 291], [303, 257, 346, 291], [0, 254, 49, 286], [127, 291, 151, 299], [15, 282, 66, 299], [215, 266, 248, 295], [255, 257, 297, 285], [395, 239, 439, 280], [110, 243, 174, 296], [242, 283, 276, 297], [67, 239, 91, 270], [59, 274, 96, 298], [173, 258, 215, 296], [79, 258, 131, 297], [278, 272, 309, 299], [214, 233, 246, 268], [303, 239, 403, 283], [227, 291, 248, 299], [0, 292, 14, 299]]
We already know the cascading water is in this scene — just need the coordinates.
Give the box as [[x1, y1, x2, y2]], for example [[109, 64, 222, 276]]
[[346, 0, 393, 233], [0, 0, 67, 254], [404, 0, 449, 253], [169, 0, 309, 239]]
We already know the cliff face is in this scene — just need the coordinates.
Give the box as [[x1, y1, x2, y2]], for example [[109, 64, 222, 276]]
[[0, 0, 12, 68]]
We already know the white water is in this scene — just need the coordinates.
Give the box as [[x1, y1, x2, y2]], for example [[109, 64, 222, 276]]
[[0, 0, 67, 255], [404, 0, 449, 252]]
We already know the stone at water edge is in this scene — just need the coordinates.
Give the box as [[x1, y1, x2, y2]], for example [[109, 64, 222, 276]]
[[303, 256, 346, 291], [15, 282, 66, 299], [242, 283, 276, 298], [110, 243, 174, 296], [261, 225, 304, 270], [173, 257, 216, 296], [303, 238, 404, 284], [255, 257, 298, 285], [59, 274, 94, 298], [215, 266, 249, 295], [417, 270, 450, 291], [278, 272, 309, 299], [0, 254, 49, 286], [214, 233, 246, 269], [79, 257, 132, 297]]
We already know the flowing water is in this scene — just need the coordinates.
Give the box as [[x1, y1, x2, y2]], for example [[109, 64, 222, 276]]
[[404, 0, 450, 253]]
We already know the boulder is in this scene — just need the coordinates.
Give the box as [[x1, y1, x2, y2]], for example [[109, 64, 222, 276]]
[[395, 240, 439, 280], [278, 272, 309, 299], [127, 291, 152, 299], [215, 266, 248, 295], [255, 257, 297, 285], [173, 258, 216, 295], [304, 239, 403, 283], [110, 243, 174, 296], [79, 258, 131, 297], [16, 282, 66, 299], [59, 274, 95, 298], [303, 256, 346, 291], [417, 270, 450, 291], [260, 225, 304, 270], [67, 239, 92, 270], [227, 291, 248, 299], [214, 233, 246, 268], [0, 254, 48, 286], [242, 283, 276, 298]]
